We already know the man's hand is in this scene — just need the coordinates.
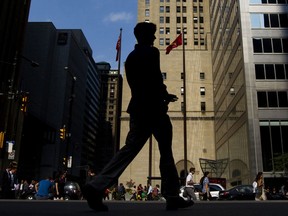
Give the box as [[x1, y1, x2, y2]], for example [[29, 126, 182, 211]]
[[166, 94, 178, 103]]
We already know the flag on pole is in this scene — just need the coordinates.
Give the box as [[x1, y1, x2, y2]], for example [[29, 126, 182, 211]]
[[116, 33, 121, 61], [166, 33, 182, 54]]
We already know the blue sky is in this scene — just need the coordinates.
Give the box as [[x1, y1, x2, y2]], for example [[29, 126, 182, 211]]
[[28, 0, 138, 70]]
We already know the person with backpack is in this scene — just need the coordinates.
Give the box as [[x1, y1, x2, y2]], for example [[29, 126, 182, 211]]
[[201, 171, 210, 201]]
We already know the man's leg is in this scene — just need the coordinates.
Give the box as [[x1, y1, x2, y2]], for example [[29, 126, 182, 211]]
[[83, 116, 151, 211], [153, 114, 194, 210]]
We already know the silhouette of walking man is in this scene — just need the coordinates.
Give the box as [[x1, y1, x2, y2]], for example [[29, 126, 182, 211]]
[[83, 22, 194, 211]]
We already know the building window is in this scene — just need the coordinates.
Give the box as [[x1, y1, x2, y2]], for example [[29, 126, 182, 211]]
[[145, 0, 150, 5], [177, 6, 181, 13], [166, 17, 170, 23], [255, 63, 288, 80], [145, 9, 150, 17], [166, 6, 170, 13], [251, 13, 288, 28], [200, 87, 206, 96], [260, 120, 288, 172], [159, 38, 164, 46], [166, 27, 170, 34], [181, 87, 184, 95], [166, 38, 170, 45], [183, 17, 187, 23], [257, 91, 288, 107], [253, 38, 288, 53], [177, 17, 181, 23], [200, 72, 205, 79], [57, 32, 68, 45], [162, 72, 167, 80], [160, 27, 164, 34], [183, 6, 187, 13], [201, 102, 206, 112], [160, 16, 164, 23], [160, 6, 164, 13], [230, 87, 235, 95]]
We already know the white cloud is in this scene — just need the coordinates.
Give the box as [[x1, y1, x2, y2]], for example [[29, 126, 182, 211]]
[[103, 12, 133, 23]]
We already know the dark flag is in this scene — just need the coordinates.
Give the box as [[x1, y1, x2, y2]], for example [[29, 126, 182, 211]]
[[166, 33, 182, 54]]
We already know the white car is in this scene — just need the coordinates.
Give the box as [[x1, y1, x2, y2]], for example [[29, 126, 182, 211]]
[[179, 183, 225, 201]]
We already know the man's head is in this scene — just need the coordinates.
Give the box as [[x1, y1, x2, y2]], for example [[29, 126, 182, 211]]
[[134, 22, 156, 45], [8, 161, 18, 172], [189, 167, 195, 173]]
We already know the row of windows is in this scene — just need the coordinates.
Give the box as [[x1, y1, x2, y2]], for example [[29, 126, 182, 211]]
[[255, 64, 288, 80], [251, 13, 288, 28], [257, 91, 288, 107], [161, 72, 206, 80], [250, 0, 288, 4], [253, 38, 288, 53], [180, 87, 206, 96], [180, 102, 206, 112], [158, 16, 204, 24]]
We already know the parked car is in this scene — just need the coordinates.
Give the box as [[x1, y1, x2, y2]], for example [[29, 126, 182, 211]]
[[218, 185, 255, 200], [21, 181, 82, 200], [180, 183, 225, 201]]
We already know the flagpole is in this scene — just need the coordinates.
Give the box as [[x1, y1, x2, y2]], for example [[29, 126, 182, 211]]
[[181, 3, 188, 179], [115, 28, 122, 154]]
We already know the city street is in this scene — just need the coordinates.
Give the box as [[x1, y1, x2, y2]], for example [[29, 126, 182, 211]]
[[1, 200, 288, 216]]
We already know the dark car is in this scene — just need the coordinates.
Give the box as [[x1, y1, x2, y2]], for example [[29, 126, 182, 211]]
[[218, 185, 255, 200]]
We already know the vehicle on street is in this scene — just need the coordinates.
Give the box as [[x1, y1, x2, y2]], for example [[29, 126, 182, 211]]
[[180, 183, 224, 201], [218, 185, 255, 200]]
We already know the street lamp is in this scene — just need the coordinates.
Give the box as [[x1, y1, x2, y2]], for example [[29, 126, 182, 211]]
[[64, 66, 76, 171]]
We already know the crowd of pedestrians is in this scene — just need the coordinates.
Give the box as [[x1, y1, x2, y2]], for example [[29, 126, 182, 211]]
[[0, 161, 68, 200], [103, 181, 163, 201]]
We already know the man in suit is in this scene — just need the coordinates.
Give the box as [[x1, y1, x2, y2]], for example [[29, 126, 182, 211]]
[[0, 161, 18, 199], [83, 22, 194, 211]]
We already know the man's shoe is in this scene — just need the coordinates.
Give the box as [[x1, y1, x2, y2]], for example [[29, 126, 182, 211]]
[[166, 196, 194, 211], [82, 184, 108, 212]]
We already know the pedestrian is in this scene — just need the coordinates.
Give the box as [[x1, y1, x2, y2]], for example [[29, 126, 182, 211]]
[[152, 184, 161, 200], [185, 167, 197, 200], [147, 182, 153, 201], [118, 183, 126, 200], [255, 172, 265, 201], [0, 161, 18, 199], [83, 22, 194, 211], [54, 171, 66, 200], [201, 171, 210, 201], [252, 177, 258, 199], [35, 177, 54, 200], [130, 185, 137, 201]]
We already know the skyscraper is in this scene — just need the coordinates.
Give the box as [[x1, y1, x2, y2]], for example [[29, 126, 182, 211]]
[[119, 0, 215, 186], [119, 0, 288, 189], [211, 0, 288, 187]]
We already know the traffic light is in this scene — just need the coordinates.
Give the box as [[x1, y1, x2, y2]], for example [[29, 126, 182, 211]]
[[0, 131, 4, 149], [60, 127, 66, 140], [20, 95, 28, 112]]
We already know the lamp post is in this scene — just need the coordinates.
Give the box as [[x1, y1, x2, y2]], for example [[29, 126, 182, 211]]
[[64, 66, 76, 171]]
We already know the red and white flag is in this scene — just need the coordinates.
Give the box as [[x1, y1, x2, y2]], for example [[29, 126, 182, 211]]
[[166, 33, 182, 54], [115, 34, 121, 61]]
